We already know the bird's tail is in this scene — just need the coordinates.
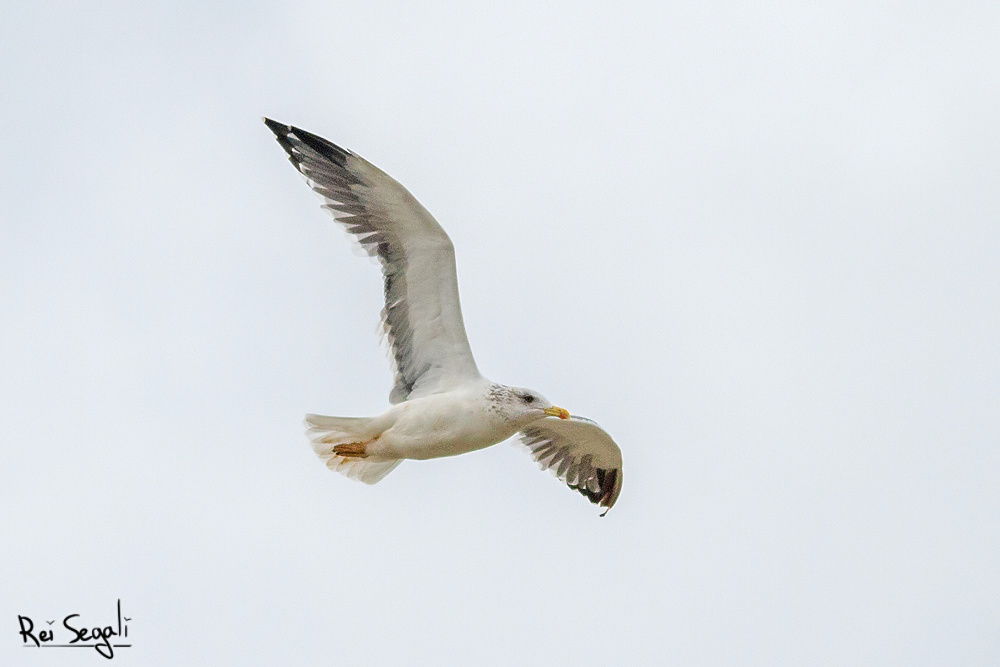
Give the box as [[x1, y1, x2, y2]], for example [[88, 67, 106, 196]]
[[304, 414, 402, 484]]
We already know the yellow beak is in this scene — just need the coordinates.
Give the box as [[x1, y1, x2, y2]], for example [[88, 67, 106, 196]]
[[543, 406, 571, 420]]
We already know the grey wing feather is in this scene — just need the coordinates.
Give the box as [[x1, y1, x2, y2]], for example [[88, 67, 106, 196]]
[[519, 416, 624, 515], [264, 119, 481, 402]]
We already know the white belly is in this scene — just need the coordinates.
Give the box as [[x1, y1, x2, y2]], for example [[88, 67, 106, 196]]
[[370, 390, 518, 461]]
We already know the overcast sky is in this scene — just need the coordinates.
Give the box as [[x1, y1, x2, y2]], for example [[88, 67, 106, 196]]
[[2, 1, 998, 665]]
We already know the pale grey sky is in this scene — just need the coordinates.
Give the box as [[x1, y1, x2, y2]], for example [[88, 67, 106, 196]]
[[2, 1, 998, 665]]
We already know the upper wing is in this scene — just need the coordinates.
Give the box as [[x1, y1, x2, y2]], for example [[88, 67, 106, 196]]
[[519, 416, 623, 516], [264, 119, 481, 402]]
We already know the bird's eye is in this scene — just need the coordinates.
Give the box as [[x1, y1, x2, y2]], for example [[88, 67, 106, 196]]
[[521, 394, 535, 404]]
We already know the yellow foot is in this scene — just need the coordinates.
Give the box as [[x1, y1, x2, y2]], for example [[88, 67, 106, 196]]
[[333, 441, 370, 458]]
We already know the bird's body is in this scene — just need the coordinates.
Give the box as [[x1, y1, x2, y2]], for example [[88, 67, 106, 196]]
[[265, 118, 624, 514], [314, 381, 546, 462]]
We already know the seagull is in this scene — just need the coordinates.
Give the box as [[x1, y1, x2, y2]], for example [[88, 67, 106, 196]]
[[264, 118, 623, 514]]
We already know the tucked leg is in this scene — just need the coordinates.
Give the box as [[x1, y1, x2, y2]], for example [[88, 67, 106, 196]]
[[333, 440, 371, 458]]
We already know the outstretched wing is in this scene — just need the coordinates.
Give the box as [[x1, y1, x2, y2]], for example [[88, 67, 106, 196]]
[[265, 119, 481, 402], [519, 416, 623, 515]]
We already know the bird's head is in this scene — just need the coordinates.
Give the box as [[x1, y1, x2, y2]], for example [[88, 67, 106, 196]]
[[493, 385, 571, 425]]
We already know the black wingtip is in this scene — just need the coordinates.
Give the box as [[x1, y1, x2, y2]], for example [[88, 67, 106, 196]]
[[262, 118, 352, 168], [596, 468, 621, 516], [262, 117, 289, 136]]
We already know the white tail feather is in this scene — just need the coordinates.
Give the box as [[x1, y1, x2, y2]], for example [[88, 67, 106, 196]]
[[304, 413, 401, 485], [324, 456, 402, 484]]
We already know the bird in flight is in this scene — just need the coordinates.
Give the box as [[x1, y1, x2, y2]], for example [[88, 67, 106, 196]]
[[264, 119, 623, 514]]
